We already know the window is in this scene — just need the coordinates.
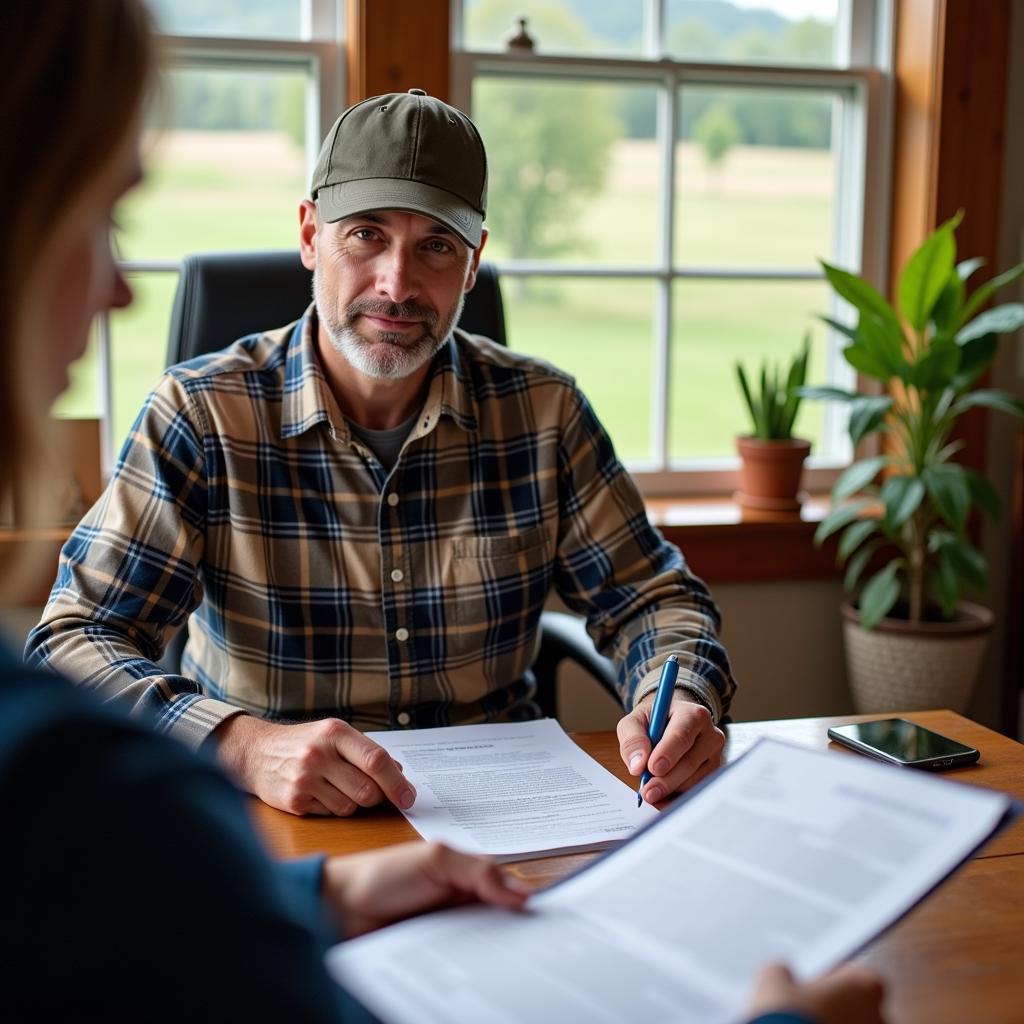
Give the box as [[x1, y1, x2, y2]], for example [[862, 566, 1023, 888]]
[[54, 1, 345, 468], [453, 0, 893, 493]]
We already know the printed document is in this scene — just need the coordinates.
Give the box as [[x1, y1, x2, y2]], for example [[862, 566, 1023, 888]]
[[364, 719, 659, 860], [327, 738, 1013, 1024]]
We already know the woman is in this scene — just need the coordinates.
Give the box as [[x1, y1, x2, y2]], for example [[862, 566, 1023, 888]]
[[0, 3, 885, 1022]]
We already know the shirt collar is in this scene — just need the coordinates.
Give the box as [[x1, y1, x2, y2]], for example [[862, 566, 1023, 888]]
[[281, 305, 338, 440], [423, 330, 479, 434], [281, 308, 480, 440]]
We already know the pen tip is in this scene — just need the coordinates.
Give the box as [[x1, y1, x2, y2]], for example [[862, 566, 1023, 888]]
[[637, 793, 643, 808]]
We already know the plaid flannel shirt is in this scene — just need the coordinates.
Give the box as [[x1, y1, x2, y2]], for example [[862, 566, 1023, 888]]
[[27, 311, 735, 748]]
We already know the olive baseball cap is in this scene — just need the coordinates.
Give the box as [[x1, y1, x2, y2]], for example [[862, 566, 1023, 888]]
[[310, 88, 488, 248]]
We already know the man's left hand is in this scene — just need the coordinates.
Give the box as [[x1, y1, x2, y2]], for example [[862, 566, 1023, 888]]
[[617, 691, 725, 804]]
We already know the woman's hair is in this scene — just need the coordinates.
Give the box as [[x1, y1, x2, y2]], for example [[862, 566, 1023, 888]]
[[0, 0, 155, 602], [0, 0, 155, 584]]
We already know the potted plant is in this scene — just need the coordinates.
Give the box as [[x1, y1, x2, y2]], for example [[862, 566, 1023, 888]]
[[806, 212, 1024, 712], [735, 337, 812, 511]]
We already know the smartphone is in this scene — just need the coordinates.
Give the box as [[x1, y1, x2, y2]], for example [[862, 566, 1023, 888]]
[[827, 718, 980, 771]]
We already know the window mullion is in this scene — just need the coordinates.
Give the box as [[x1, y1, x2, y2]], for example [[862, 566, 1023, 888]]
[[848, 0, 878, 67], [653, 73, 677, 472], [303, 0, 341, 42], [97, 312, 114, 477], [643, 0, 665, 59]]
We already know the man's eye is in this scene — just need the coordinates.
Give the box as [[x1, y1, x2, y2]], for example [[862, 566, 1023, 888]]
[[353, 228, 377, 240], [426, 239, 453, 254]]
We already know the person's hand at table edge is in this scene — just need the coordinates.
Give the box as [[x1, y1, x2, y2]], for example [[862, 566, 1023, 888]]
[[746, 962, 888, 1024], [215, 714, 416, 817], [617, 690, 724, 804], [322, 841, 529, 937]]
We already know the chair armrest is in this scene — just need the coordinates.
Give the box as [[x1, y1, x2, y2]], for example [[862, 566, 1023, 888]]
[[533, 611, 618, 717]]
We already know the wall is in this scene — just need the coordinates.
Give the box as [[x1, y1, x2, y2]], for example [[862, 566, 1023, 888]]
[[557, 579, 850, 732], [0, 608, 40, 653]]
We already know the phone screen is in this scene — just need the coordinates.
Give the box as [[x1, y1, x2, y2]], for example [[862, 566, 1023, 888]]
[[829, 719, 978, 763]]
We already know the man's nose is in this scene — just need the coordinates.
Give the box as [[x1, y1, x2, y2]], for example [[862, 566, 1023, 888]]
[[375, 247, 419, 304]]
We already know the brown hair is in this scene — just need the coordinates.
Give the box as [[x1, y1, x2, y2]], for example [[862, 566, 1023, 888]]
[[0, 0, 155, 593]]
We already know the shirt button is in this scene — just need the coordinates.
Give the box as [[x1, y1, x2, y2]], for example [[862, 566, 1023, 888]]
[[395, 627, 410, 642], [397, 711, 412, 726], [390, 569, 404, 583], [387, 493, 400, 507]]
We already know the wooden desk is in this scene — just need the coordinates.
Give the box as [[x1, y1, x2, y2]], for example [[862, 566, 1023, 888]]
[[253, 710, 1024, 1024]]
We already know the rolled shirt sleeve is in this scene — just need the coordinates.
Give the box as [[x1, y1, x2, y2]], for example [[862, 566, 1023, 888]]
[[552, 386, 735, 722]]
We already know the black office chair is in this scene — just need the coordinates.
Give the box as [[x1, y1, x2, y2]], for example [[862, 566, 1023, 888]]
[[161, 251, 617, 717]]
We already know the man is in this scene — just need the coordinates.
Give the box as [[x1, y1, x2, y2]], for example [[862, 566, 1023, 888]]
[[28, 89, 736, 817]]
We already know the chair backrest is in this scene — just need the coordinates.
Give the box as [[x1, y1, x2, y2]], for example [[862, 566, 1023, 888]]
[[165, 251, 507, 366]]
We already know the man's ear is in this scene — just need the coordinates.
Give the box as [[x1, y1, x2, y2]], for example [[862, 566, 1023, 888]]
[[464, 228, 488, 292], [299, 199, 319, 270]]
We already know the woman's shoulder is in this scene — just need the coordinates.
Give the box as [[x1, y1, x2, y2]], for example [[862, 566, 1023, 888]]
[[0, 643, 216, 802]]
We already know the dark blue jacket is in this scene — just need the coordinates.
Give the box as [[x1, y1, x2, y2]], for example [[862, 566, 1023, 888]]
[[0, 642, 371, 1021], [0, 642, 811, 1023]]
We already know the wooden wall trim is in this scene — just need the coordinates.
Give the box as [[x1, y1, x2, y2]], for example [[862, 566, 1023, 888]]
[[1005, 433, 1024, 737], [889, 0, 1012, 474], [889, 0, 944, 283], [661, 521, 840, 584], [0, 418, 102, 606], [346, 0, 450, 104]]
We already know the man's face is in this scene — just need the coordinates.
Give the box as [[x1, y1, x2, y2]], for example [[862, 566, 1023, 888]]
[[306, 207, 484, 381]]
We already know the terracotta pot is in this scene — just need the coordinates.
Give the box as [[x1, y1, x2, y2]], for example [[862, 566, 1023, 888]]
[[735, 436, 811, 512], [841, 600, 994, 713]]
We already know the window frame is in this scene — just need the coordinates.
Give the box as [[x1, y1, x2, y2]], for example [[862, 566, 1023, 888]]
[[95, 2, 347, 471], [451, 1, 895, 497]]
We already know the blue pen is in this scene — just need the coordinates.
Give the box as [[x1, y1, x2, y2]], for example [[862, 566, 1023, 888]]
[[637, 654, 679, 807]]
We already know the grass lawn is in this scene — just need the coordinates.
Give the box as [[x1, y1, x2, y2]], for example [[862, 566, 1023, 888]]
[[55, 133, 843, 464]]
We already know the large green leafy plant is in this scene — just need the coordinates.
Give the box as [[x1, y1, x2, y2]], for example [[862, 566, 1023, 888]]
[[807, 213, 1024, 629]]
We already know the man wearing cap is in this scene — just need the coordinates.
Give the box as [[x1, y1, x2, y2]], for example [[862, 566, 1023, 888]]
[[28, 90, 736, 818]]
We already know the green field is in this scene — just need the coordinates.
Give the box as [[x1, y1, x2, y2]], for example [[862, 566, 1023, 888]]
[[56, 133, 839, 463]]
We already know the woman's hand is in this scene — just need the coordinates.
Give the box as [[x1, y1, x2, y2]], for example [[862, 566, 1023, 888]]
[[747, 962, 887, 1024], [322, 841, 528, 937]]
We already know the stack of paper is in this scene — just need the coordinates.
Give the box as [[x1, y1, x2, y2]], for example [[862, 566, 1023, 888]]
[[365, 719, 658, 861], [328, 738, 1014, 1024]]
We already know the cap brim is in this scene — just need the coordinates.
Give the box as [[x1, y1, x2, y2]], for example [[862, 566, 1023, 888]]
[[316, 179, 483, 248]]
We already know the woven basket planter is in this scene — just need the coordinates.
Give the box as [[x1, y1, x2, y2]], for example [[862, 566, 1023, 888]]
[[841, 601, 994, 714]]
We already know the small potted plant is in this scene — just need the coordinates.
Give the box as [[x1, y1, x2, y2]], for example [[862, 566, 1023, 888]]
[[735, 337, 812, 511], [805, 211, 1024, 712]]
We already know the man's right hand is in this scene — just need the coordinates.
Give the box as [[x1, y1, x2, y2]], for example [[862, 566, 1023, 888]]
[[215, 715, 416, 817]]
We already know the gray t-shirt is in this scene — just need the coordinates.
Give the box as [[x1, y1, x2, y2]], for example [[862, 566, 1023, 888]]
[[348, 408, 421, 472]]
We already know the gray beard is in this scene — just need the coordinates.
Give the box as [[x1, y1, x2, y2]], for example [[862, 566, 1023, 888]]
[[314, 266, 464, 380]]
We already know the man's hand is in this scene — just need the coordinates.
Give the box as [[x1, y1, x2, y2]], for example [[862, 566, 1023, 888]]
[[746, 963, 887, 1024], [215, 715, 416, 817], [322, 841, 528, 937], [617, 690, 724, 804]]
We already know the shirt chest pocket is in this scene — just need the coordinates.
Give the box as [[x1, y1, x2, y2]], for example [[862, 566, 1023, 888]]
[[449, 525, 553, 629]]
